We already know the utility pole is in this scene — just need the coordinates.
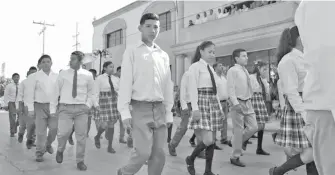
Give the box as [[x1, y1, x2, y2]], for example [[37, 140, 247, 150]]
[[72, 22, 80, 51], [33, 21, 55, 55]]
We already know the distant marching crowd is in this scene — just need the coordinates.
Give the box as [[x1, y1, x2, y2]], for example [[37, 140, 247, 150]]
[[3, 1, 335, 175]]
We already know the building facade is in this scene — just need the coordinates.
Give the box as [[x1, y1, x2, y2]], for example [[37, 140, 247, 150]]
[[92, 0, 298, 86]]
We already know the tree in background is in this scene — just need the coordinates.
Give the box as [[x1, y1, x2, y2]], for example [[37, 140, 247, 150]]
[[0, 76, 12, 97]]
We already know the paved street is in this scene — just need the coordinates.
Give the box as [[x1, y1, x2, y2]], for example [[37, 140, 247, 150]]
[[0, 110, 305, 175]]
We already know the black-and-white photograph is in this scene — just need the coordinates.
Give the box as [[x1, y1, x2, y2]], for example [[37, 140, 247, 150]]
[[0, 0, 334, 175]]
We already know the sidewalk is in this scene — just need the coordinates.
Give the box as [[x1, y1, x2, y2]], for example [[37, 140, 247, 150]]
[[0, 152, 23, 175]]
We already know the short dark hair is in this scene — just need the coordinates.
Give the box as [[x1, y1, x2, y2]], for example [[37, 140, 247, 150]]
[[71, 51, 85, 62], [117, 66, 121, 71], [213, 63, 221, 70], [140, 13, 159, 25], [89, 69, 97, 74], [29, 66, 37, 71], [232, 48, 246, 62], [12, 73, 19, 78], [38, 54, 52, 64]]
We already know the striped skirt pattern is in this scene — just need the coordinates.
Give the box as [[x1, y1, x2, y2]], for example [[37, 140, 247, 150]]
[[188, 87, 224, 131], [250, 92, 269, 124], [275, 96, 311, 148], [93, 91, 120, 124]]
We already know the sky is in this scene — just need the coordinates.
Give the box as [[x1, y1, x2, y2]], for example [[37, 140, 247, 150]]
[[0, 0, 136, 80]]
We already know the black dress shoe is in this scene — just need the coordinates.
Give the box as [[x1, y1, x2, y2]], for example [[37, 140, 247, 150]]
[[36, 154, 44, 162], [168, 143, 177, 156], [230, 158, 246, 167], [56, 151, 63, 163], [26, 140, 33, 149], [251, 135, 257, 138], [227, 140, 232, 147], [185, 156, 196, 175], [272, 133, 277, 143], [189, 140, 196, 147], [18, 134, 23, 143], [77, 161, 87, 171], [256, 149, 270, 155], [107, 146, 116, 154], [46, 145, 54, 154], [68, 137, 74, 145], [94, 135, 101, 149]]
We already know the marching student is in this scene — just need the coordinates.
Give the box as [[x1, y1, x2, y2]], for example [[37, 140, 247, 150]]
[[114, 66, 127, 144], [4, 73, 20, 137], [117, 13, 173, 175], [295, 2, 335, 174], [93, 61, 121, 154], [168, 70, 192, 156], [227, 48, 258, 167], [51, 51, 94, 171], [269, 26, 317, 175], [249, 61, 270, 155], [67, 69, 98, 143], [213, 63, 229, 146], [26, 55, 58, 162], [87, 69, 97, 136], [17, 66, 37, 148], [52, 51, 94, 171], [271, 77, 284, 142], [168, 71, 204, 159], [185, 41, 224, 175]]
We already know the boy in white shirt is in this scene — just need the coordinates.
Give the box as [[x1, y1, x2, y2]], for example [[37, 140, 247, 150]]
[[27, 55, 58, 162]]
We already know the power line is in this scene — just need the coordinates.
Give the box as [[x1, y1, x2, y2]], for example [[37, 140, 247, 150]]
[[73, 22, 80, 51], [33, 21, 55, 55]]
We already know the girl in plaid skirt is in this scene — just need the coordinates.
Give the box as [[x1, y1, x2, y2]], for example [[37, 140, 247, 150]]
[[185, 41, 224, 175], [269, 27, 318, 175], [93, 61, 121, 154], [250, 61, 270, 155]]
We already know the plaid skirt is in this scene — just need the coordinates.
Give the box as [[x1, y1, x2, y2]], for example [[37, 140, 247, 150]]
[[275, 96, 311, 148], [251, 92, 269, 124], [188, 87, 224, 131], [93, 91, 120, 124]]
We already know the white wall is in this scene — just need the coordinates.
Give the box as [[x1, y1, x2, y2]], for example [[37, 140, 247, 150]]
[[92, 2, 152, 72]]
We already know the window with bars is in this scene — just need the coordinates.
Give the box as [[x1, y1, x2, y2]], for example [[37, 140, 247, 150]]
[[159, 11, 172, 32], [106, 29, 123, 48]]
